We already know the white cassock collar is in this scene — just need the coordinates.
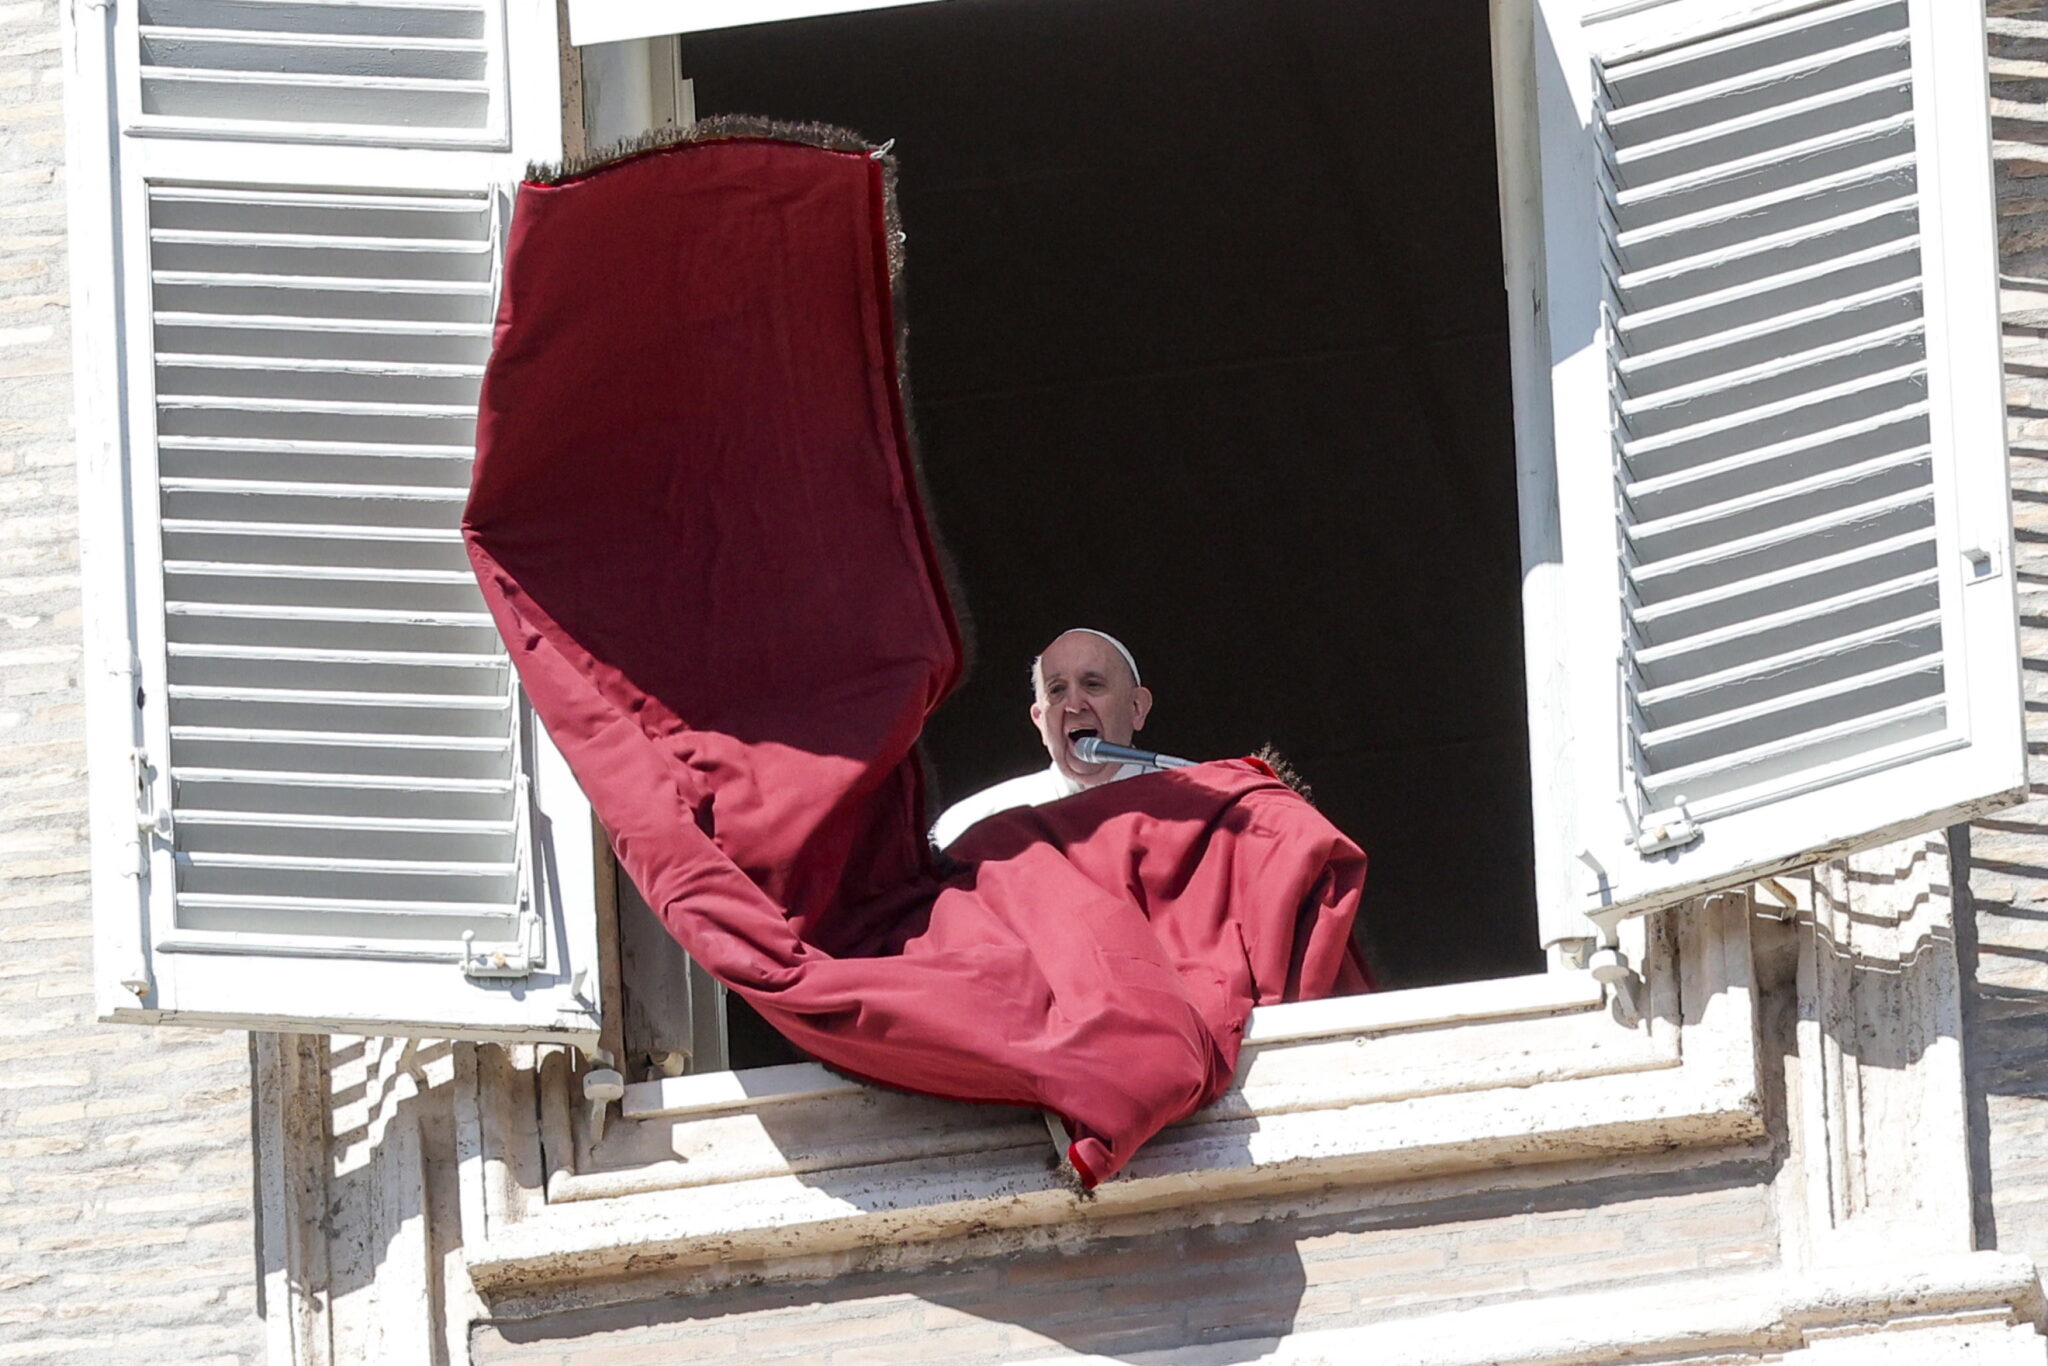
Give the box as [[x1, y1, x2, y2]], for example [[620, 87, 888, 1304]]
[[1044, 760, 1148, 797]]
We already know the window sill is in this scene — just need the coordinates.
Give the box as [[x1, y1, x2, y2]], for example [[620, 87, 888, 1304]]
[[460, 901, 1764, 1298], [611, 966, 1608, 1128]]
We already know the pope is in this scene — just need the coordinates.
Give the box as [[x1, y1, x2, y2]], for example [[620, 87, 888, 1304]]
[[930, 628, 1157, 850]]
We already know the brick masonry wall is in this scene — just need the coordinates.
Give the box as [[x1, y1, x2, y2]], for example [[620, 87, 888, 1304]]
[[0, 4, 261, 1362], [470, 1160, 1776, 1366], [1970, 0, 2048, 1280]]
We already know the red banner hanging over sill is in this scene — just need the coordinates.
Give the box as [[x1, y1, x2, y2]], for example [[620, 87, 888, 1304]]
[[463, 120, 1367, 1185]]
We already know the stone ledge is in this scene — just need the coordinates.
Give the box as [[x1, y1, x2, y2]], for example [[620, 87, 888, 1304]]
[[463, 906, 1763, 1299], [466, 1063, 1766, 1297], [1003, 1252, 2048, 1366]]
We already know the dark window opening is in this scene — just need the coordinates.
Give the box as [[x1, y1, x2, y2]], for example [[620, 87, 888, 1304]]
[[635, 0, 1537, 1076]]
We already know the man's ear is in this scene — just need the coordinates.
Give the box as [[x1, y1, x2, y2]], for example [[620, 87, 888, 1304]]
[[1131, 685, 1153, 732], [1030, 700, 1045, 730]]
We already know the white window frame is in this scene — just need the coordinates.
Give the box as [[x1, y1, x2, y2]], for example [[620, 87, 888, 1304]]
[[426, 10, 1769, 1284], [569, 0, 2019, 978], [498, 0, 2018, 1250], [569, 0, 949, 45], [575, 2, 1626, 1091]]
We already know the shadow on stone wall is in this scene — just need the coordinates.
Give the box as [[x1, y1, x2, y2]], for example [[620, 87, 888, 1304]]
[[1959, 0, 2048, 1269], [472, 1155, 1775, 1365], [258, 1034, 468, 1355]]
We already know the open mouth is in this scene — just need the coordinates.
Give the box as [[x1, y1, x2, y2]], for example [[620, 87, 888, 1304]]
[[1065, 726, 1099, 752]]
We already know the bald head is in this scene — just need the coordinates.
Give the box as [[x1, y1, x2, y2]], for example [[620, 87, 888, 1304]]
[[1030, 629, 1153, 787]]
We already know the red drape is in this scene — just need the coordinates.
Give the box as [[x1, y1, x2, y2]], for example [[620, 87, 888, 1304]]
[[463, 130, 1366, 1185]]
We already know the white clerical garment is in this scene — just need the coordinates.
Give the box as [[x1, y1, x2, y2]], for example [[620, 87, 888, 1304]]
[[930, 761, 1148, 851]]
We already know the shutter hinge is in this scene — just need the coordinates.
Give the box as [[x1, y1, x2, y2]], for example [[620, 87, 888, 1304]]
[[131, 748, 170, 842], [1633, 798, 1700, 856], [124, 747, 159, 1000]]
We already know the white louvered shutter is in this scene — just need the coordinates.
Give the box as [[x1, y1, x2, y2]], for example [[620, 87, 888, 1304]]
[[74, 0, 603, 1043], [1528, 0, 2024, 940]]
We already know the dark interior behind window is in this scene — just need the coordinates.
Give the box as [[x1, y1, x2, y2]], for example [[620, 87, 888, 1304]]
[[683, 0, 1538, 999]]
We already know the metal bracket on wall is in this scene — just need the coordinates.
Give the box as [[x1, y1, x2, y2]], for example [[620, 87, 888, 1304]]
[[583, 1059, 625, 1145], [131, 748, 170, 843], [1589, 945, 1645, 1028]]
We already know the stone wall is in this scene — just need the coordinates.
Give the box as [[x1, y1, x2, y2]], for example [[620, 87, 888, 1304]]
[[468, 1160, 1777, 1366], [0, 4, 261, 1361]]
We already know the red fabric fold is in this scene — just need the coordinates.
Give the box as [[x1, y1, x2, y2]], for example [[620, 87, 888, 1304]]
[[463, 134, 1366, 1184]]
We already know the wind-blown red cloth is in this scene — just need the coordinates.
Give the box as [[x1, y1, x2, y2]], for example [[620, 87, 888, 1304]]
[[463, 132, 1367, 1185]]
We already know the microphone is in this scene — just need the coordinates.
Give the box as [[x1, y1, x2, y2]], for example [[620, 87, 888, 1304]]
[[1072, 736, 1198, 770]]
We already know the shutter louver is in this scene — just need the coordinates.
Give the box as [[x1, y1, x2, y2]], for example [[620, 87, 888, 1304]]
[[1603, 0, 1943, 826], [134, 0, 504, 145], [150, 185, 533, 955], [1525, 0, 2023, 938]]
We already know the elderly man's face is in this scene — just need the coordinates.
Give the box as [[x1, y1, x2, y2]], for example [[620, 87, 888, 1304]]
[[1030, 631, 1154, 787]]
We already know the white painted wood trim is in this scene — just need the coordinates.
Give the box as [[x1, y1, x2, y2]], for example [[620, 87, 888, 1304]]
[[579, 35, 687, 149], [1916, 0, 2023, 766], [506, 0, 566, 169], [567, 0, 950, 45], [115, 140, 181, 1019], [113, 962, 600, 1044], [69, 0, 157, 1023], [1495, 0, 1587, 951]]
